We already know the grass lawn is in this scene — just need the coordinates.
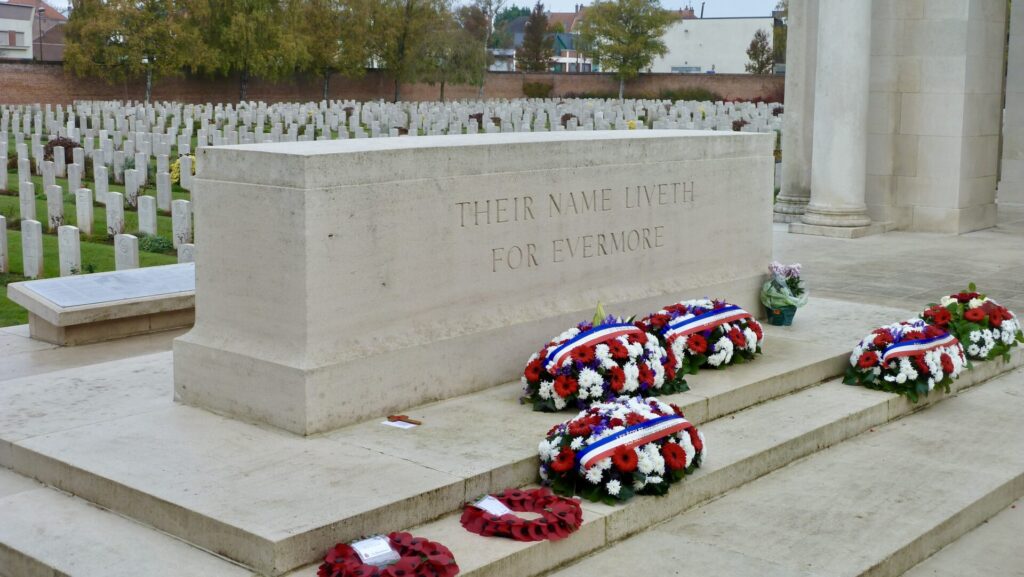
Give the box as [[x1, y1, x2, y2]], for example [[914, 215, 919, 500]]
[[0, 193, 178, 240]]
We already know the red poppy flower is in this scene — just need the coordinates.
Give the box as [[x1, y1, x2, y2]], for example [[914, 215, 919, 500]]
[[607, 366, 625, 392], [524, 358, 544, 382], [612, 446, 639, 472], [925, 306, 951, 326], [964, 308, 986, 323], [687, 334, 708, 354], [661, 442, 688, 470], [989, 308, 1005, 327], [350, 566, 380, 577], [568, 420, 591, 437], [382, 558, 419, 577], [728, 327, 746, 348], [608, 341, 629, 360], [573, 346, 596, 364], [551, 447, 576, 473], [873, 332, 894, 348], [638, 363, 654, 386], [941, 353, 955, 373], [904, 331, 925, 341], [857, 351, 879, 369], [553, 375, 579, 398]]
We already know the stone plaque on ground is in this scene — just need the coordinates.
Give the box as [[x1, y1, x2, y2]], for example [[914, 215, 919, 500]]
[[20, 262, 195, 307], [174, 131, 775, 435]]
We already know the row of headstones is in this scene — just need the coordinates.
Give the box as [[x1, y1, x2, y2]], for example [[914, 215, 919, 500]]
[[0, 215, 195, 279]]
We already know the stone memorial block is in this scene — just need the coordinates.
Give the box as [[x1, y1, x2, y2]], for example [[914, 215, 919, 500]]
[[21, 219, 43, 279], [75, 188, 94, 236], [175, 131, 775, 435], [46, 184, 64, 231], [0, 215, 7, 273], [157, 172, 172, 211], [177, 243, 196, 263], [19, 180, 36, 221], [58, 225, 81, 276], [171, 199, 192, 248], [138, 196, 158, 235], [107, 192, 125, 235], [114, 234, 140, 270]]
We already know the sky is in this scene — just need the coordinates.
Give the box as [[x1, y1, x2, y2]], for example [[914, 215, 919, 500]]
[[41, 0, 780, 19]]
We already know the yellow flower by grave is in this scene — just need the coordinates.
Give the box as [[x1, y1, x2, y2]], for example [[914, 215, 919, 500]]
[[170, 155, 196, 185], [627, 120, 637, 130]]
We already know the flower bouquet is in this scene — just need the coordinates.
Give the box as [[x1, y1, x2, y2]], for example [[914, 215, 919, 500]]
[[921, 284, 1023, 362], [844, 318, 967, 402], [318, 532, 459, 577], [537, 396, 705, 504], [641, 298, 764, 376], [760, 262, 808, 326], [521, 307, 680, 412]]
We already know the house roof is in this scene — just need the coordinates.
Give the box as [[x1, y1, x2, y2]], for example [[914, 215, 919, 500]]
[[2, 0, 66, 21], [0, 2, 33, 20]]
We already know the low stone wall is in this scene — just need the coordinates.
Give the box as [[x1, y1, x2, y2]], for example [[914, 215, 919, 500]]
[[0, 61, 785, 104]]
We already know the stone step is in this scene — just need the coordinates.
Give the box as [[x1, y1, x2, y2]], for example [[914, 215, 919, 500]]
[[0, 298, 987, 576], [544, 367, 1024, 577], [281, 354, 1024, 577], [901, 499, 1022, 577], [0, 467, 253, 577]]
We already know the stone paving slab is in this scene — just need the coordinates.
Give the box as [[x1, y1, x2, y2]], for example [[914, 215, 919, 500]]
[[901, 499, 1024, 577]]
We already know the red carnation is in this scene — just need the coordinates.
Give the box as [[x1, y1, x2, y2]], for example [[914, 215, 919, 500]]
[[956, 291, 979, 303], [687, 428, 704, 452], [924, 306, 951, 326], [941, 353, 955, 374], [923, 325, 944, 338], [647, 314, 671, 330], [964, 308, 986, 323], [626, 412, 645, 426], [873, 332, 894, 348], [568, 420, 591, 437], [632, 329, 648, 345], [608, 341, 629, 360], [904, 331, 925, 341], [553, 376, 578, 398], [638, 363, 654, 386], [989, 309, 1005, 328], [607, 366, 626, 392], [551, 447, 576, 473], [688, 334, 708, 354], [728, 327, 746, 348], [612, 446, 638, 472], [857, 351, 879, 369], [661, 442, 688, 470], [750, 320, 763, 342], [608, 418, 624, 428], [913, 354, 930, 376], [669, 403, 684, 416], [573, 346, 596, 364], [524, 358, 544, 382]]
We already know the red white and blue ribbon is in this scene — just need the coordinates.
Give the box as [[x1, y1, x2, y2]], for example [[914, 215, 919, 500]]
[[544, 323, 644, 370], [662, 305, 751, 342], [881, 333, 959, 364], [575, 414, 692, 470]]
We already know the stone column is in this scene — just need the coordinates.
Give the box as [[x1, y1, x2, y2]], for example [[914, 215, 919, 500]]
[[775, 0, 818, 221], [999, 0, 1024, 205], [801, 0, 873, 228]]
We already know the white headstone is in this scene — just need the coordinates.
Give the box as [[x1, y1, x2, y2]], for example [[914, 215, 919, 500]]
[[0, 215, 7, 273], [68, 163, 82, 193], [21, 219, 43, 279], [179, 155, 193, 191], [58, 225, 81, 276], [177, 243, 196, 263], [157, 172, 172, 211], [45, 184, 64, 231], [172, 199, 192, 248], [106, 191, 125, 235], [18, 158, 30, 185], [125, 169, 139, 207], [0, 140, 6, 192], [53, 145, 66, 177], [95, 165, 109, 204], [138, 195, 157, 235], [114, 233, 139, 270], [19, 180, 36, 221], [157, 154, 169, 174], [134, 152, 148, 185], [75, 188, 94, 236], [42, 160, 55, 188]]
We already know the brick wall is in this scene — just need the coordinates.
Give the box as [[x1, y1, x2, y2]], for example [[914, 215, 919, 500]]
[[0, 61, 784, 104]]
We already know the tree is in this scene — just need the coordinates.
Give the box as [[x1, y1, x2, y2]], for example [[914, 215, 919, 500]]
[[516, 1, 552, 72], [292, 0, 374, 100], [491, 4, 529, 48], [64, 0, 197, 103], [373, 0, 448, 101], [745, 28, 774, 74], [578, 0, 676, 99], [468, 0, 506, 97], [421, 12, 486, 100], [189, 0, 296, 101]]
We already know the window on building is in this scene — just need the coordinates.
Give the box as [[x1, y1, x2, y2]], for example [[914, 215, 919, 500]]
[[0, 31, 10, 47], [671, 66, 702, 74]]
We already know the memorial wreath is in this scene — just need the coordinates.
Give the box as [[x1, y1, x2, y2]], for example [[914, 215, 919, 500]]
[[538, 396, 705, 504], [921, 284, 1023, 362], [459, 487, 583, 541], [521, 311, 682, 412], [640, 298, 764, 376], [318, 532, 459, 577], [844, 319, 967, 402]]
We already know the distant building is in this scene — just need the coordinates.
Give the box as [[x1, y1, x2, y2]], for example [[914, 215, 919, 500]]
[[490, 5, 594, 73], [0, 2, 34, 60], [650, 16, 774, 74], [0, 0, 65, 61]]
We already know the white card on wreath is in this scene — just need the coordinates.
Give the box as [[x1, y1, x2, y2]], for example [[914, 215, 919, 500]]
[[352, 536, 401, 567], [474, 495, 513, 516]]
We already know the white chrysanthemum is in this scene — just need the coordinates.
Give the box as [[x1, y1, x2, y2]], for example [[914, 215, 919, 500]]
[[595, 457, 612, 471], [578, 367, 603, 390], [623, 362, 640, 392], [940, 296, 956, 307], [554, 397, 567, 410], [671, 338, 688, 368], [538, 380, 554, 400], [538, 439, 553, 461], [968, 344, 981, 356], [744, 327, 758, 352], [625, 340, 644, 358], [652, 360, 666, 387], [584, 466, 604, 485], [679, 433, 695, 465], [968, 298, 985, 309], [595, 343, 611, 363], [570, 437, 584, 451], [605, 479, 621, 496], [646, 475, 664, 485], [556, 327, 581, 343], [970, 331, 982, 343], [895, 373, 907, 384]]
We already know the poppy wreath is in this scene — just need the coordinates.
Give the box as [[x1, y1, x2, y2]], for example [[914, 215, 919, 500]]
[[318, 532, 459, 577], [521, 316, 680, 412], [538, 396, 705, 504], [640, 298, 764, 376], [459, 487, 583, 541], [921, 284, 1023, 362], [844, 318, 967, 403]]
